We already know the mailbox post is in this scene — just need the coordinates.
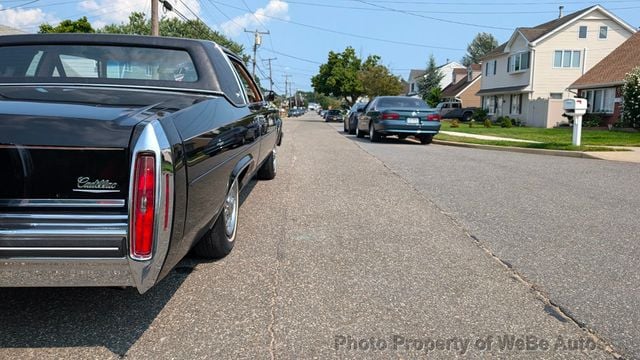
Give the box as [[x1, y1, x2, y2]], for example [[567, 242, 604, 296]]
[[563, 98, 588, 146]]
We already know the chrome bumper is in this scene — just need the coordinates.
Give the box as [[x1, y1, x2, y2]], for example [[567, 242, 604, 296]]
[[0, 258, 134, 287]]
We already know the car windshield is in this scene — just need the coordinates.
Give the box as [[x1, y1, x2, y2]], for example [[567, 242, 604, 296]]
[[0, 45, 198, 83], [377, 97, 429, 108], [328, 110, 341, 114]]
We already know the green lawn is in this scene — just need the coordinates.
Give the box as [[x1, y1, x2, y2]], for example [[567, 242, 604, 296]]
[[434, 133, 628, 152], [440, 121, 640, 146]]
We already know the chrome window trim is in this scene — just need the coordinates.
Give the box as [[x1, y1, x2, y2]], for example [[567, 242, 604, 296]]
[[0, 199, 125, 207]]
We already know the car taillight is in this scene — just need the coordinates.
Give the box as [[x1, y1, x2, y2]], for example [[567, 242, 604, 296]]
[[427, 114, 441, 121], [381, 112, 400, 120], [131, 153, 156, 260]]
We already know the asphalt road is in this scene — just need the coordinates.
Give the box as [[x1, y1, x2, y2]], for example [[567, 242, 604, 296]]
[[327, 118, 640, 359], [0, 113, 626, 359]]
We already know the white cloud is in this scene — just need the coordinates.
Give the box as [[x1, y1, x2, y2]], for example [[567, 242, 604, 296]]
[[220, 0, 289, 37], [0, 5, 59, 32], [78, 0, 201, 29]]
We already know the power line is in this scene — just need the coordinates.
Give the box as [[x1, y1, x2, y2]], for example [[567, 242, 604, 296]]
[[209, 1, 467, 51], [330, 0, 639, 4], [354, 0, 512, 30]]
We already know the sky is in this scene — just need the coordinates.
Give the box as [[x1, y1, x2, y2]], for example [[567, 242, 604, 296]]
[[1, 0, 639, 94]]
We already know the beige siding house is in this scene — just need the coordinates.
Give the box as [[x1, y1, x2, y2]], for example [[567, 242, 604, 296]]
[[478, 5, 636, 127]]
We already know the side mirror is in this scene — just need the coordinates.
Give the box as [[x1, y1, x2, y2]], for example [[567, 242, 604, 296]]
[[266, 91, 276, 102]]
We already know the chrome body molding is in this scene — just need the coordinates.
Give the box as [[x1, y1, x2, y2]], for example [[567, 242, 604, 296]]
[[0, 213, 128, 259], [0, 199, 125, 208], [127, 120, 174, 293]]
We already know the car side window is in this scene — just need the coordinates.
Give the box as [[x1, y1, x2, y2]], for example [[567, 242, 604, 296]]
[[229, 59, 262, 104]]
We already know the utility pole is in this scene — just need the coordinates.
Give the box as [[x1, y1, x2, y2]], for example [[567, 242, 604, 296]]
[[151, 0, 159, 36], [244, 29, 270, 79], [263, 57, 277, 92], [283, 74, 291, 108]]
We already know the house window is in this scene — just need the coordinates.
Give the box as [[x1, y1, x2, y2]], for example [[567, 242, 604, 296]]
[[493, 60, 497, 75], [508, 52, 530, 73], [599, 26, 608, 39], [579, 26, 587, 39], [583, 88, 615, 113], [553, 50, 581, 68], [486, 61, 495, 76], [510, 94, 522, 115], [550, 93, 563, 99], [410, 83, 415, 92], [484, 96, 497, 115]]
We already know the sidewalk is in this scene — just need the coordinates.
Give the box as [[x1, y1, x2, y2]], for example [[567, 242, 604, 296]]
[[439, 130, 640, 163]]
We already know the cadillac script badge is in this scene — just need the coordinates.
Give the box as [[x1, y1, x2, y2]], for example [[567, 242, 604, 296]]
[[73, 177, 120, 193]]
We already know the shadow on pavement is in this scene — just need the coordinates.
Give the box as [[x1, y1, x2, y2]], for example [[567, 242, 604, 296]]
[[0, 180, 260, 356]]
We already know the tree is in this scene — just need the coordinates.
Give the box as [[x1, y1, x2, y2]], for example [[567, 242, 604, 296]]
[[311, 47, 363, 106], [462, 32, 499, 66], [426, 87, 442, 108], [416, 54, 444, 102], [622, 66, 640, 128], [358, 64, 404, 98], [39, 17, 95, 33], [99, 12, 245, 59]]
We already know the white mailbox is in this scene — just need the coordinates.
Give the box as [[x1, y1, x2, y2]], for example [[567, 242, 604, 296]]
[[563, 98, 588, 116]]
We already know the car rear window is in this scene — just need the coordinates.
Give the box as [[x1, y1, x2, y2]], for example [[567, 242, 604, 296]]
[[328, 110, 341, 115], [0, 45, 198, 83], [377, 98, 429, 109]]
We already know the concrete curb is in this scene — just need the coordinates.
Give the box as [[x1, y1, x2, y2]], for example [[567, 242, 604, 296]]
[[432, 140, 602, 160]]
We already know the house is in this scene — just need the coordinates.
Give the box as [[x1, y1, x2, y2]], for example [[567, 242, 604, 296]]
[[441, 64, 482, 107], [570, 31, 640, 125], [0, 25, 25, 35], [477, 5, 636, 127], [407, 61, 465, 96]]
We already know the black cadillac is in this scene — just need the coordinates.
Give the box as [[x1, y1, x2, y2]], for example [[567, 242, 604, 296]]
[[0, 34, 282, 293]]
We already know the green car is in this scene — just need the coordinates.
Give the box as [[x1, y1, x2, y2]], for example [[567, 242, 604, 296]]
[[356, 96, 441, 144]]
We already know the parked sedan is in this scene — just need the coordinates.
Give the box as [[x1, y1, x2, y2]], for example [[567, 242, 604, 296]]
[[356, 96, 441, 144], [344, 102, 366, 134], [324, 109, 343, 122]]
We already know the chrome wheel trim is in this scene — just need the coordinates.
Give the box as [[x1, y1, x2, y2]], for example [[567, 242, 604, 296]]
[[272, 149, 277, 174], [223, 179, 239, 241]]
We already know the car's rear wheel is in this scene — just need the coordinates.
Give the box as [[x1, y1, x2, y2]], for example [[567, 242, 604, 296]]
[[257, 148, 277, 180], [462, 112, 472, 122], [349, 121, 356, 135], [343, 121, 348, 132], [418, 134, 433, 145], [356, 125, 365, 138], [193, 177, 239, 258], [369, 123, 381, 142]]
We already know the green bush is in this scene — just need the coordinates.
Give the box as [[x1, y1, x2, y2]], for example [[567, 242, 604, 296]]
[[499, 116, 513, 128], [450, 119, 460, 128], [472, 108, 489, 122], [483, 119, 492, 128], [469, 119, 476, 128], [622, 66, 640, 128], [583, 113, 603, 127]]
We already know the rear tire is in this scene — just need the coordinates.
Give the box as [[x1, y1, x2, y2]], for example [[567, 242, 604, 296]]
[[418, 134, 433, 144], [193, 178, 239, 259], [356, 125, 365, 138], [462, 112, 472, 122], [257, 149, 277, 180], [369, 123, 381, 142]]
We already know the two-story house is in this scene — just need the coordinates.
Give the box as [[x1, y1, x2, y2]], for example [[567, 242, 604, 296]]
[[477, 5, 636, 127], [441, 64, 482, 107], [407, 61, 465, 97]]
